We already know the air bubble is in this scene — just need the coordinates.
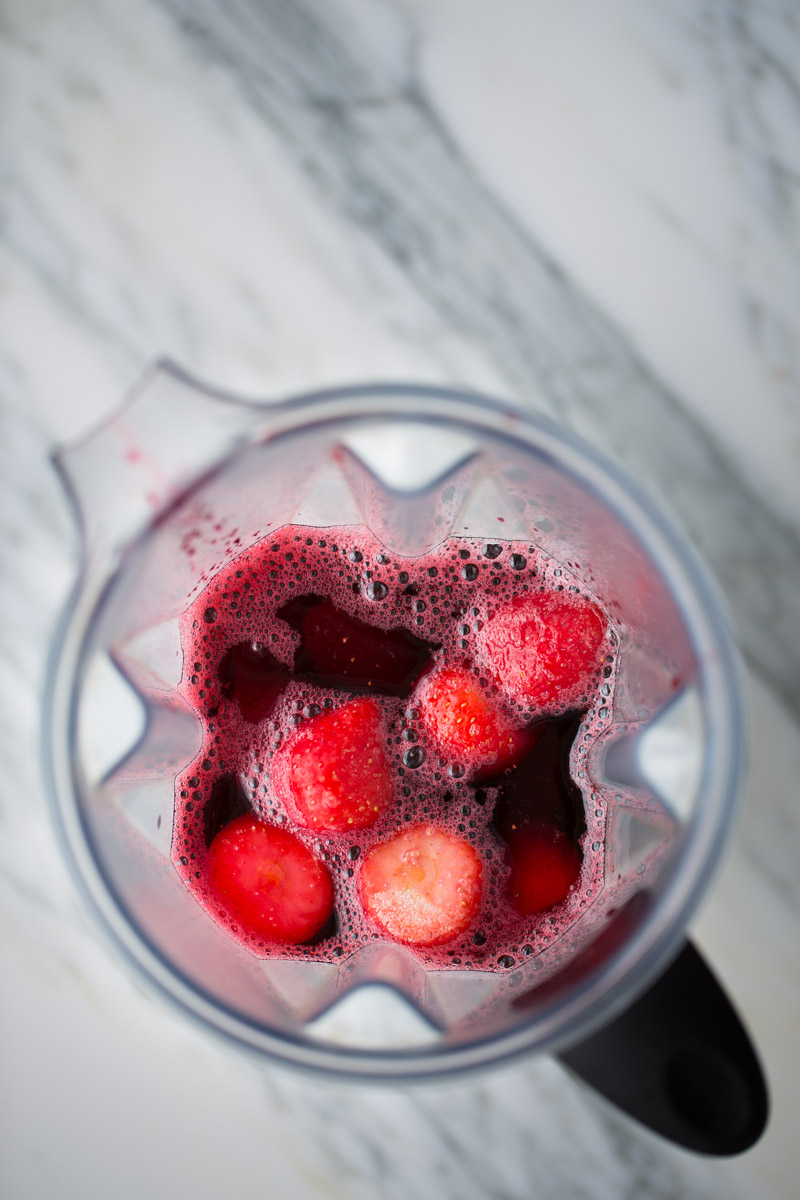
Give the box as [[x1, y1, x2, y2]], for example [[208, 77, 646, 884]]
[[483, 544, 502, 559], [510, 554, 526, 570], [367, 581, 389, 601], [462, 564, 479, 581], [402, 746, 426, 770], [203, 607, 217, 623], [448, 763, 466, 779]]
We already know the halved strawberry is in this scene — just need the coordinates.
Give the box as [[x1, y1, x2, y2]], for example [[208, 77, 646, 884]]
[[477, 591, 607, 711], [272, 697, 394, 832], [415, 665, 535, 778], [206, 816, 334, 944], [505, 826, 581, 915], [358, 825, 482, 946]]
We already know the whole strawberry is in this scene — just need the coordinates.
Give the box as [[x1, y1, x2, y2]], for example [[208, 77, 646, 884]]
[[272, 696, 394, 832]]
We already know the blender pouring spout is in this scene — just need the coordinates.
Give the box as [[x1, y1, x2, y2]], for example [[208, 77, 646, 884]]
[[50, 361, 265, 570]]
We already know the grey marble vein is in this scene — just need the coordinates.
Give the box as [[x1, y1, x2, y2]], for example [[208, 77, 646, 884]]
[[711, 0, 800, 230], [156, 0, 800, 720]]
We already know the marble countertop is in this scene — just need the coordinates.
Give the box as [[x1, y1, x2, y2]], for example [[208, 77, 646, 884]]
[[2, 1, 799, 1197]]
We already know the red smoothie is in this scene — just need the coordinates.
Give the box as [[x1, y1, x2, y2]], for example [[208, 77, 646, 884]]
[[173, 526, 615, 971]]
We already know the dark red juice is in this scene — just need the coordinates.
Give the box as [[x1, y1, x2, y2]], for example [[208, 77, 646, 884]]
[[174, 526, 616, 971]]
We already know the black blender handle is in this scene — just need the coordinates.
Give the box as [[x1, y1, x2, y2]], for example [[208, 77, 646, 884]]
[[556, 941, 769, 1155]]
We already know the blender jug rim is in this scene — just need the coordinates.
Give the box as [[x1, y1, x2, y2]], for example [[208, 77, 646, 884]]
[[43, 371, 745, 1079]]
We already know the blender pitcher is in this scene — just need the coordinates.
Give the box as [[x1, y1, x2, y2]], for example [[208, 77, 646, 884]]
[[44, 366, 767, 1155]]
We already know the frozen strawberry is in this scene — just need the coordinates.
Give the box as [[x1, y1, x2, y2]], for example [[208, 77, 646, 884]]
[[415, 666, 536, 778], [505, 826, 581, 916], [206, 816, 334, 944], [272, 697, 394, 832], [278, 595, 434, 696], [217, 640, 290, 723], [358, 825, 482, 946], [477, 591, 607, 710]]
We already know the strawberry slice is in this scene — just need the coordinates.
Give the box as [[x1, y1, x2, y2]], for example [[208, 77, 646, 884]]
[[358, 825, 482, 946], [415, 666, 536, 778], [272, 697, 394, 832], [217, 640, 290, 724], [277, 595, 435, 696], [505, 826, 581, 915], [206, 816, 334, 944], [477, 591, 607, 710]]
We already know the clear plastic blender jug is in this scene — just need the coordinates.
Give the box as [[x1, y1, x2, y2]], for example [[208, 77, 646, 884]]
[[44, 367, 764, 1152]]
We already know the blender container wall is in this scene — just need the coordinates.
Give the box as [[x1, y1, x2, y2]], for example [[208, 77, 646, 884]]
[[45, 367, 742, 1078]]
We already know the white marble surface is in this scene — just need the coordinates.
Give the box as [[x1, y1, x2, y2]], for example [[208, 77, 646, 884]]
[[1, 1, 799, 1196]]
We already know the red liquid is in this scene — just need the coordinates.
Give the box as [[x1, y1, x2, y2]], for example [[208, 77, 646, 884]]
[[174, 526, 615, 971]]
